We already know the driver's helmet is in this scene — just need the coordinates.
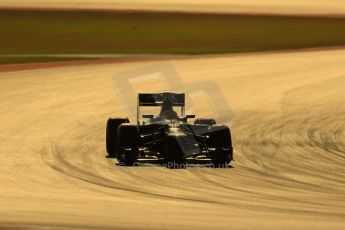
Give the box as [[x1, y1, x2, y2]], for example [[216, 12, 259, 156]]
[[159, 98, 178, 119]]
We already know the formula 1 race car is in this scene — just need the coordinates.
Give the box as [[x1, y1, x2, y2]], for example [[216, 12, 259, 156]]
[[106, 92, 233, 168]]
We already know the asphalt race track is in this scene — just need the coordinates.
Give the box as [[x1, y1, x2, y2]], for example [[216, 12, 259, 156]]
[[1, 49, 345, 229]]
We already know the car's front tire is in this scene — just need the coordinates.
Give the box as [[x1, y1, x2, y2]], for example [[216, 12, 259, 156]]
[[116, 123, 140, 166], [208, 125, 233, 167]]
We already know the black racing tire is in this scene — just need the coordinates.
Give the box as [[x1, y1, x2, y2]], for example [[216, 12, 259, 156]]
[[194, 118, 216, 126], [106, 118, 129, 157], [208, 125, 233, 166], [208, 125, 231, 148], [116, 123, 139, 166]]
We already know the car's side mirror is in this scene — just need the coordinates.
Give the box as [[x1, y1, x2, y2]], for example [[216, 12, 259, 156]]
[[186, 115, 195, 119], [142, 115, 154, 119]]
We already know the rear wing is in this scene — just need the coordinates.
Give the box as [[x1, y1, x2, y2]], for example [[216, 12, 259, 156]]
[[138, 93, 185, 106]]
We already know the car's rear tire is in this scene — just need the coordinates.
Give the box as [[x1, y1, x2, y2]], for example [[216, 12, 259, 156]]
[[208, 125, 233, 167], [116, 123, 139, 166], [106, 118, 129, 157]]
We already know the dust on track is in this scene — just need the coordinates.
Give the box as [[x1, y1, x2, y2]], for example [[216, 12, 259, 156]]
[[1, 49, 345, 229]]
